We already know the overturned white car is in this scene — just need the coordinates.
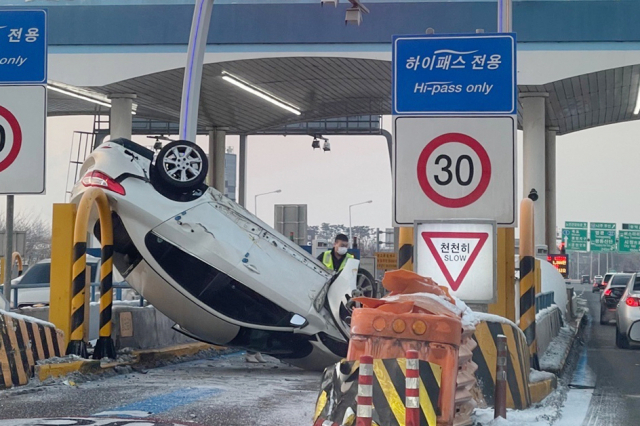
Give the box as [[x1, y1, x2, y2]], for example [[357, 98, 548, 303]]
[[71, 138, 365, 370]]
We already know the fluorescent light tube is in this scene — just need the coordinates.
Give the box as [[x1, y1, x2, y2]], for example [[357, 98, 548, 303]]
[[47, 85, 111, 108], [635, 86, 640, 115], [222, 73, 301, 116]]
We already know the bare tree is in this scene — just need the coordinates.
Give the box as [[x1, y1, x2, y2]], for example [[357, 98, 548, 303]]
[[0, 212, 51, 266]]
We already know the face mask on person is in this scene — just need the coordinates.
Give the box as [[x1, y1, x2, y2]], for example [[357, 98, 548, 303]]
[[336, 247, 348, 256]]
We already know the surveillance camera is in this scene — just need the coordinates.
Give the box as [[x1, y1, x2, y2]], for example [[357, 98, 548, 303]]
[[528, 188, 539, 202], [323, 140, 331, 152], [311, 138, 320, 149]]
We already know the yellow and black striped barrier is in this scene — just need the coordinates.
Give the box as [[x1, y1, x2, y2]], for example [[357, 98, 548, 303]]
[[66, 187, 116, 359], [0, 311, 65, 389], [398, 227, 413, 271], [471, 319, 532, 410], [519, 198, 539, 370], [314, 358, 441, 426]]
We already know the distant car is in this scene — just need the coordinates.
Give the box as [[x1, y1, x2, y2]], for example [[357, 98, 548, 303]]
[[3, 256, 131, 308], [581, 275, 590, 284], [592, 275, 604, 292], [615, 273, 640, 348], [600, 273, 632, 324]]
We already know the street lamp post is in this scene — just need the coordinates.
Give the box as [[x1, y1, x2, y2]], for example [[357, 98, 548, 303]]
[[254, 189, 282, 216], [349, 200, 373, 248]]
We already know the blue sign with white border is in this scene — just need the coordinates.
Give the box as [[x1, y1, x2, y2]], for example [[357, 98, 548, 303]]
[[393, 33, 516, 115], [0, 9, 47, 85]]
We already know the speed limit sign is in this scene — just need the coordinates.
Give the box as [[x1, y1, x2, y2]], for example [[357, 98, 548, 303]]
[[394, 116, 516, 226]]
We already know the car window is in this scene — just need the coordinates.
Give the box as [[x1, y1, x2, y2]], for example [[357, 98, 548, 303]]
[[633, 277, 640, 292], [604, 273, 614, 283], [611, 274, 632, 286], [19, 263, 50, 284]]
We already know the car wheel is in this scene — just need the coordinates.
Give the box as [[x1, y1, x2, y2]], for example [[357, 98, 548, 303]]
[[356, 268, 381, 299], [154, 140, 208, 191], [600, 307, 607, 325], [616, 327, 630, 349]]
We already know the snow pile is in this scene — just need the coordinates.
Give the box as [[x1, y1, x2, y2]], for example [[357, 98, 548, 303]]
[[535, 305, 560, 322], [0, 308, 56, 328], [539, 326, 574, 372], [474, 312, 519, 329], [529, 368, 555, 384], [540, 260, 568, 316]]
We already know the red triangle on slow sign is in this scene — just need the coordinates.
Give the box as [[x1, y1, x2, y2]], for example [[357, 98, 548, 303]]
[[421, 231, 489, 291]]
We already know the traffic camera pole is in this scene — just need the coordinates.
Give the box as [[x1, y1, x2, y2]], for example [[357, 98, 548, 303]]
[[3, 195, 13, 308]]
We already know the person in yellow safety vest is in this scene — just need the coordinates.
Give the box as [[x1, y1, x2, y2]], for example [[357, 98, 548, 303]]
[[317, 233, 354, 272]]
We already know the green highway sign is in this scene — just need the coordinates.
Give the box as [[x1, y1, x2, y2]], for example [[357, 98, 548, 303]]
[[562, 228, 588, 251], [565, 221, 587, 229], [619, 230, 640, 253], [590, 222, 616, 230], [590, 229, 617, 252], [622, 223, 640, 231]]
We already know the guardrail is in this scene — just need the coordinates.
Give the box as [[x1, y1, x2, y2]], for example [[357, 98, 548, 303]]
[[0, 282, 144, 309], [535, 291, 555, 313]]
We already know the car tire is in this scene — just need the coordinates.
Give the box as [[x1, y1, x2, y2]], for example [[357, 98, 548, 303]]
[[616, 327, 630, 349], [600, 307, 607, 325], [356, 268, 381, 299], [153, 140, 208, 191]]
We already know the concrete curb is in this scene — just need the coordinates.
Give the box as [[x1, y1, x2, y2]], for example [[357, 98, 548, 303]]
[[35, 342, 224, 382], [529, 376, 558, 404], [542, 310, 587, 377]]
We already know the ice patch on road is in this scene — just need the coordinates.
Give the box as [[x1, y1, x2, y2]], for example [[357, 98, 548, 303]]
[[93, 410, 152, 418]]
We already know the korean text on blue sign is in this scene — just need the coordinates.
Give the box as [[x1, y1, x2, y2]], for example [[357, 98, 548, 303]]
[[392, 33, 516, 115], [0, 9, 47, 84]]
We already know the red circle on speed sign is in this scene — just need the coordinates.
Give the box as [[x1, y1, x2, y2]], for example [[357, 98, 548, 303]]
[[416, 132, 491, 208], [0, 106, 22, 173]]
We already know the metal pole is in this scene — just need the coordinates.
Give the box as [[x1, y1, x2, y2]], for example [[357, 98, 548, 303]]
[[179, 0, 215, 141], [239, 134, 247, 207], [494, 334, 508, 419], [577, 251, 580, 279], [349, 205, 353, 249], [3, 195, 14, 308], [598, 253, 600, 275], [590, 251, 593, 280], [497, 0, 512, 32], [254, 194, 258, 216]]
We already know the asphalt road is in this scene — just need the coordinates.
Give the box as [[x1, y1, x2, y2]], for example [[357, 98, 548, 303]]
[[575, 282, 640, 426], [0, 352, 322, 426]]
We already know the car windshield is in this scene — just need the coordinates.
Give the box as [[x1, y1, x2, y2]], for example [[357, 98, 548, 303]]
[[595, 277, 603, 284], [604, 274, 614, 283], [611, 274, 632, 286], [19, 263, 50, 285]]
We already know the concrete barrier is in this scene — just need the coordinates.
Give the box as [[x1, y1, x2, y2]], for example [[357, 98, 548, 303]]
[[0, 310, 65, 389], [19, 303, 196, 351], [536, 306, 563, 356], [471, 313, 532, 410]]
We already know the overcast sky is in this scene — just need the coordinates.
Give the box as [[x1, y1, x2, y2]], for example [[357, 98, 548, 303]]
[[3, 115, 640, 233]]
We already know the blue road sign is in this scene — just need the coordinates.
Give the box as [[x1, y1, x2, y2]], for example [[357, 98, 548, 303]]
[[392, 33, 516, 115], [0, 9, 47, 84]]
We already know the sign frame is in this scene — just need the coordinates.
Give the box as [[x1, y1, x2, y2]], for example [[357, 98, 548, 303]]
[[393, 115, 516, 226], [0, 85, 47, 194], [413, 219, 497, 304], [392, 32, 517, 116], [0, 9, 48, 85]]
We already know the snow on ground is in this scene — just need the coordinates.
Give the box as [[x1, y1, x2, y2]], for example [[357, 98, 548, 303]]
[[539, 326, 574, 372], [529, 368, 556, 383]]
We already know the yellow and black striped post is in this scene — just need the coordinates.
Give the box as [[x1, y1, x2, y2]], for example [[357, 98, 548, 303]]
[[519, 198, 539, 370], [398, 227, 413, 271], [66, 188, 116, 359]]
